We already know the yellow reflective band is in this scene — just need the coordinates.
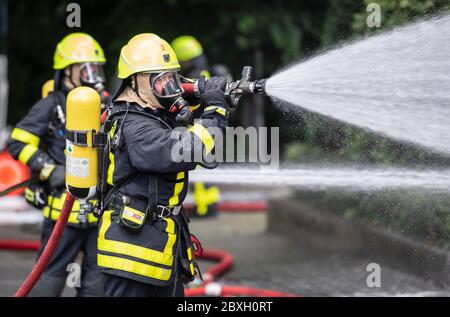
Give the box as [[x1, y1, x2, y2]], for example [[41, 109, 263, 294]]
[[176, 171, 185, 180], [216, 108, 226, 116], [188, 123, 214, 154], [44, 194, 97, 224], [48, 194, 81, 211], [107, 151, 115, 185], [189, 104, 201, 111], [190, 262, 195, 275], [11, 128, 40, 147], [168, 182, 184, 206], [43, 206, 87, 224], [98, 211, 176, 266], [121, 206, 145, 225], [98, 239, 174, 267], [187, 247, 193, 260], [99, 210, 112, 239], [199, 70, 211, 78], [39, 163, 56, 181], [204, 106, 227, 117], [18, 144, 38, 164], [107, 122, 117, 186], [43, 206, 97, 224], [163, 217, 175, 234], [98, 254, 172, 281], [24, 188, 34, 202]]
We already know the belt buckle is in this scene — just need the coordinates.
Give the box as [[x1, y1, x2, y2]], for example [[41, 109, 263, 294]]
[[157, 205, 172, 218]]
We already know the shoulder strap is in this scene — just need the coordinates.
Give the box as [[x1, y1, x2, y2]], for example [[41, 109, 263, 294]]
[[107, 102, 173, 131]]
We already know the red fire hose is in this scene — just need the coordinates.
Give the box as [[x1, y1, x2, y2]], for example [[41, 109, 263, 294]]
[[184, 249, 299, 297], [184, 202, 267, 214], [181, 83, 195, 95], [14, 194, 75, 297], [0, 240, 40, 251], [186, 285, 298, 297], [0, 197, 297, 297]]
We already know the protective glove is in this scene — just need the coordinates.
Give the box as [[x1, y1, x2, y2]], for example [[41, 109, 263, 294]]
[[40, 163, 66, 189], [203, 76, 227, 93], [200, 89, 228, 109], [199, 76, 230, 113]]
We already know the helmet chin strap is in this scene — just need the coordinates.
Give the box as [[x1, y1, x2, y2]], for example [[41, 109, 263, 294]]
[[128, 74, 164, 110], [63, 66, 78, 90]]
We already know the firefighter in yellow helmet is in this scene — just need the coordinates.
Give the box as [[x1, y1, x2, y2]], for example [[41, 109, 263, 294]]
[[7, 33, 109, 296], [171, 35, 211, 79], [97, 33, 230, 296]]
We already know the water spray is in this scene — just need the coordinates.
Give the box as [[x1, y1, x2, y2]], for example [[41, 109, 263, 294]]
[[182, 66, 267, 106]]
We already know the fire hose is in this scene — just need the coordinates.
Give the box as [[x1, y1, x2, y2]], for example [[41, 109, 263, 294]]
[[185, 249, 299, 297], [13, 194, 75, 297], [0, 225, 298, 297]]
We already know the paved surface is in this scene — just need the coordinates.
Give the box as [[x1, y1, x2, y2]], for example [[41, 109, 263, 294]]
[[0, 212, 448, 297]]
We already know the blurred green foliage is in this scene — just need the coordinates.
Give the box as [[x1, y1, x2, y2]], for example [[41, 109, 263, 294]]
[[297, 190, 450, 249], [6, 0, 329, 124]]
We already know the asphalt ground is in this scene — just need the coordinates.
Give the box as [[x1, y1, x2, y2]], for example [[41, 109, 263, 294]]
[[0, 211, 448, 297]]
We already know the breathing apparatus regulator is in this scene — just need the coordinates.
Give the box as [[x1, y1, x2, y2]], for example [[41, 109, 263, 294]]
[[148, 70, 193, 126], [158, 66, 267, 126], [78, 62, 110, 109]]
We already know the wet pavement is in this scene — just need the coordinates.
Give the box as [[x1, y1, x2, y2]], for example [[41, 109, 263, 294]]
[[0, 212, 448, 297]]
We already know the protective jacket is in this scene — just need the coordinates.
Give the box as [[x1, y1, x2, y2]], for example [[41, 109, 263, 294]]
[[97, 100, 227, 286]]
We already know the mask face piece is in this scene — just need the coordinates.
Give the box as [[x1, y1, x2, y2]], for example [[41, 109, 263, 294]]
[[150, 71, 184, 99], [79, 62, 106, 86]]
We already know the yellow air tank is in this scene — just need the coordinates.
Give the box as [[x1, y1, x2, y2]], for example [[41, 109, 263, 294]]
[[65, 86, 100, 199], [41, 79, 54, 98]]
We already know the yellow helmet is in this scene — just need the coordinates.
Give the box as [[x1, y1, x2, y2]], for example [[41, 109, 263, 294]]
[[118, 33, 180, 79], [171, 35, 204, 62], [53, 33, 106, 70]]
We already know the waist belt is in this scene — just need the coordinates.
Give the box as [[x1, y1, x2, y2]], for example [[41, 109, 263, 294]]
[[109, 194, 181, 218]]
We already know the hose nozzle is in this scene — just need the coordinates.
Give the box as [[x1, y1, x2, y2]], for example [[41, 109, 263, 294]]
[[249, 79, 267, 95], [183, 66, 267, 107], [226, 66, 267, 106]]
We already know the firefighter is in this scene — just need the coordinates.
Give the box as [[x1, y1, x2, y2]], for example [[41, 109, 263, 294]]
[[171, 35, 211, 79], [97, 33, 230, 296], [7, 33, 109, 296]]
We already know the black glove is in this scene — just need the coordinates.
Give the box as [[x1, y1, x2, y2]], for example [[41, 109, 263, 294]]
[[204, 76, 227, 92], [47, 165, 66, 189], [200, 76, 229, 106], [200, 89, 228, 109]]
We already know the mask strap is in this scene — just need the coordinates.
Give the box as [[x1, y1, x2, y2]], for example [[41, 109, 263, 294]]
[[67, 65, 78, 88], [132, 74, 141, 98]]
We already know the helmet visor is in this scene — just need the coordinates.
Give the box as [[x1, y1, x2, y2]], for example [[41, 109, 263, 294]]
[[150, 71, 183, 98], [79, 62, 105, 84]]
